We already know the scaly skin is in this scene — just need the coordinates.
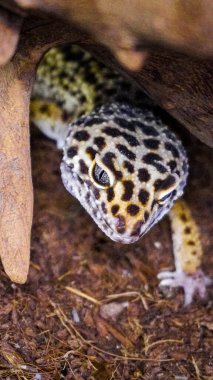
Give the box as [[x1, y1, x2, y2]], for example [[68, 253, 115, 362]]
[[31, 45, 211, 305]]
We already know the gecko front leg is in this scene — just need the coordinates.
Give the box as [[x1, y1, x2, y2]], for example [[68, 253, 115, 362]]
[[158, 199, 212, 306]]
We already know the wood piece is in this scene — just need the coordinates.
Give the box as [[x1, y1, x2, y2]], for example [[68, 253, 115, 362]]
[[0, 18, 85, 283], [0, 12, 212, 283], [11, 0, 213, 65], [0, 60, 33, 283], [84, 44, 213, 147], [137, 53, 213, 147], [0, 5, 23, 65]]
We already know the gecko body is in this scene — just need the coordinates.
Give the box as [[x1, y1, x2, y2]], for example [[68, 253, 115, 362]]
[[31, 45, 211, 305]]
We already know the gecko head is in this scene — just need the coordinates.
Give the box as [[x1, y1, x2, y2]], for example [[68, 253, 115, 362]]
[[61, 103, 188, 244]]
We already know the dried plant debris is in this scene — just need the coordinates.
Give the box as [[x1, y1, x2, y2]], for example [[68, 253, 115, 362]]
[[0, 129, 212, 379]]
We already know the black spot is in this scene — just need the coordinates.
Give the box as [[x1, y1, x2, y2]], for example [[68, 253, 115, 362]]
[[139, 124, 159, 136], [77, 175, 84, 185], [187, 240, 195, 246], [84, 71, 96, 83], [85, 117, 107, 127], [79, 159, 88, 174], [102, 152, 123, 180], [40, 104, 49, 113], [111, 205, 120, 215], [143, 139, 160, 150], [131, 220, 143, 236], [73, 130, 90, 141], [57, 99, 65, 107], [138, 189, 149, 205], [167, 160, 177, 172], [127, 204, 140, 216], [67, 163, 74, 170], [115, 171, 123, 180], [94, 136, 106, 150], [123, 161, 134, 174], [85, 192, 90, 202], [117, 144, 136, 160], [154, 175, 176, 191], [164, 142, 180, 158], [74, 116, 86, 126], [103, 127, 121, 137], [144, 211, 149, 222], [138, 168, 150, 182], [122, 181, 134, 201], [93, 188, 100, 200], [63, 84, 69, 91], [143, 153, 162, 165], [67, 146, 78, 158], [114, 117, 136, 132], [107, 187, 115, 202], [102, 152, 116, 171], [182, 160, 188, 174], [92, 208, 97, 218], [62, 111, 70, 122], [85, 180, 92, 189], [104, 126, 139, 146], [163, 129, 175, 140], [118, 104, 135, 117], [79, 94, 87, 103], [86, 147, 96, 160], [180, 213, 187, 222], [122, 133, 139, 147], [184, 227, 191, 234], [101, 202, 107, 214], [151, 162, 167, 174], [115, 215, 126, 234]]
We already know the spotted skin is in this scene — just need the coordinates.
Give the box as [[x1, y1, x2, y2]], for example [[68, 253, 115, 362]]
[[31, 45, 211, 305]]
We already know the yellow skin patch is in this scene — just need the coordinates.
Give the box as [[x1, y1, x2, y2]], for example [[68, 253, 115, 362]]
[[31, 99, 63, 123], [169, 200, 203, 274], [31, 45, 211, 305], [158, 201, 211, 305]]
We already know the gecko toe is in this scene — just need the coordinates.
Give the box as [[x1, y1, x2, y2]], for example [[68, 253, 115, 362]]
[[158, 269, 212, 306]]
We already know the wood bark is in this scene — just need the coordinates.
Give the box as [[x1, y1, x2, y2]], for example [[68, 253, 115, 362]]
[[0, 2, 212, 283], [0, 5, 23, 66], [0, 60, 33, 283], [0, 18, 86, 282], [10, 0, 213, 64]]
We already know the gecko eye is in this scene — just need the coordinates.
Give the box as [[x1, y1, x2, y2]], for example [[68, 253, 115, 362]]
[[93, 164, 110, 186], [157, 189, 176, 205], [89, 156, 115, 189]]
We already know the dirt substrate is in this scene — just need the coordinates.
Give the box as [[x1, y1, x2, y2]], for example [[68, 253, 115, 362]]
[[0, 127, 212, 379]]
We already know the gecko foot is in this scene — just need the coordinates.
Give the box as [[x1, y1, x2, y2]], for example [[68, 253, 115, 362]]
[[157, 269, 212, 306]]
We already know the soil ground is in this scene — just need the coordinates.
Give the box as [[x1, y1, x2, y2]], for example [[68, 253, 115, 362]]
[[0, 127, 212, 380]]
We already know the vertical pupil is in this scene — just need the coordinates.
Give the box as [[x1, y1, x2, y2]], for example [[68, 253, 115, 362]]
[[99, 170, 105, 181]]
